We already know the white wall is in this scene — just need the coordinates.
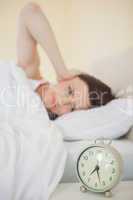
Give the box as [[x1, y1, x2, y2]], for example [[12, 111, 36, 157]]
[[0, 0, 70, 82], [66, 0, 133, 94], [0, 0, 133, 93]]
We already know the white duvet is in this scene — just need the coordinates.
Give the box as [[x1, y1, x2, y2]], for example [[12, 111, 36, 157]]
[[0, 61, 67, 200]]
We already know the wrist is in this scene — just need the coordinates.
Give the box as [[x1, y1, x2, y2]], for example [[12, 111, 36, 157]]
[[57, 67, 69, 78]]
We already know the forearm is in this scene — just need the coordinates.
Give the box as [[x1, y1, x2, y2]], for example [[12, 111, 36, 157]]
[[17, 4, 42, 79], [21, 3, 68, 79]]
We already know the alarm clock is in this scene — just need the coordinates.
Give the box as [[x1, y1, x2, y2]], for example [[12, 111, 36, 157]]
[[76, 138, 123, 197]]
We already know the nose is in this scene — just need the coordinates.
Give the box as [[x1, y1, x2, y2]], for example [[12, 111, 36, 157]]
[[58, 95, 73, 106]]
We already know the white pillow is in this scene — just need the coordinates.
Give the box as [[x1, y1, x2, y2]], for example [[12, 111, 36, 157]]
[[54, 98, 133, 141]]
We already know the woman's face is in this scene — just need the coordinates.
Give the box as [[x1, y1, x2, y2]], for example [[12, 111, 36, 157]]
[[37, 76, 91, 116]]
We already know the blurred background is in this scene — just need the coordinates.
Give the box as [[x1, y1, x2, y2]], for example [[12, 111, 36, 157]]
[[0, 0, 133, 93]]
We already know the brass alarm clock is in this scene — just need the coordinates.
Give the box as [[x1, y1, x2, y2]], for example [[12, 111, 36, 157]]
[[76, 138, 123, 197]]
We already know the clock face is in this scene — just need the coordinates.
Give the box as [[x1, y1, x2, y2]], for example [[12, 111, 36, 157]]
[[77, 145, 122, 192]]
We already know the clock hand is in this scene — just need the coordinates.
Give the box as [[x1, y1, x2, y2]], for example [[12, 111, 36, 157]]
[[96, 159, 101, 184], [96, 167, 101, 184], [90, 165, 98, 176], [89, 167, 97, 175]]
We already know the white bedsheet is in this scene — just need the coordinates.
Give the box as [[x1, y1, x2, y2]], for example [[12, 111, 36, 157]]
[[0, 61, 67, 200]]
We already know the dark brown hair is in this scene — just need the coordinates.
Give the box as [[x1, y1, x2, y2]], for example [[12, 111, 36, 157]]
[[47, 73, 115, 120], [46, 108, 59, 120], [77, 73, 115, 108]]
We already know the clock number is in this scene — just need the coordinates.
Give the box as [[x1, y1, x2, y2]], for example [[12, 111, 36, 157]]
[[102, 181, 106, 186], [89, 151, 94, 156], [95, 182, 98, 187], [97, 150, 102, 154], [112, 168, 115, 174], [83, 155, 88, 160], [109, 176, 113, 181], [81, 163, 84, 167], [111, 160, 114, 165]]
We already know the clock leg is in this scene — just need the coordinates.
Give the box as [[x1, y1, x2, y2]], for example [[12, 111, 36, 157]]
[[80, 185, 88, 193], [105, 190, 112, 198]]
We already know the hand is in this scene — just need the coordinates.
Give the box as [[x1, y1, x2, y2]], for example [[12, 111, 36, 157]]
[[57, 72, 75, 82], [56, 68, 82, 82]]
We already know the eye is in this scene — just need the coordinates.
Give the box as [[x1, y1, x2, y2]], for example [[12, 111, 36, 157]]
[[71, 106, 75, 112], [68, 86, 74, 96]]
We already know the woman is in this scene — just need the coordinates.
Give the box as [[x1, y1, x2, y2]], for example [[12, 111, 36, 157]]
[[17, 3, 115, 120], [0, 5, 116, 198]]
